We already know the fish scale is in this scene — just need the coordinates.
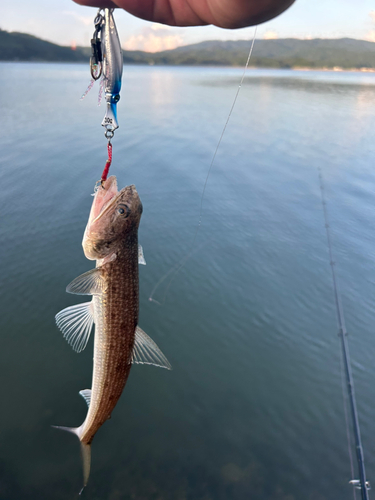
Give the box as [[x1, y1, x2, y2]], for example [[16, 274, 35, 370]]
[[81, 241, 139, 444]]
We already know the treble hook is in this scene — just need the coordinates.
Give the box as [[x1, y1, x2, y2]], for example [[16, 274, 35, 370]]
[[90, 10, 104, 80]]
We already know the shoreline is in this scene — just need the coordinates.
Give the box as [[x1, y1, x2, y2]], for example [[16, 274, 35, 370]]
[[290, 66, 375, 73], [0, 60, 374, 73]]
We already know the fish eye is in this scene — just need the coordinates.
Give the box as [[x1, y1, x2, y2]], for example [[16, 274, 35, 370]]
[[117, 204, 130, 217], [113, 94, 120, 103]]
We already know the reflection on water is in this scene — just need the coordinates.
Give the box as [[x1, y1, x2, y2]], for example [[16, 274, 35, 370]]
[[0, 64, 375, 500]]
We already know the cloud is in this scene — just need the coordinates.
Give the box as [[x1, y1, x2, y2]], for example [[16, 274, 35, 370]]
[[63, 11, 93, 27], [263, 31, 278, 40], [369, 11, 375, 23], [150, 23, 171, 31], [123, 25, 183, 52], [365, 30, 375, 42]]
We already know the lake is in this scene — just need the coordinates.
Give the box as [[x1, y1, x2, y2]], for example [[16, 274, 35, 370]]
[[1, 62, 375, 500]]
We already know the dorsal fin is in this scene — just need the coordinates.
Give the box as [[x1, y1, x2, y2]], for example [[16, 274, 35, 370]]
[[138, 244, 146, 265], [132, 326, 171, 370]]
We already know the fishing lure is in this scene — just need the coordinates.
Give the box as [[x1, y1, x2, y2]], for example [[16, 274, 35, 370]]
[[84, 8, 123, 184], [99, 8, 123, 138]]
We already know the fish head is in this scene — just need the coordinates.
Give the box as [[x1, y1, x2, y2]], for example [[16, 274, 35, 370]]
[[83, 176, 143, 260]]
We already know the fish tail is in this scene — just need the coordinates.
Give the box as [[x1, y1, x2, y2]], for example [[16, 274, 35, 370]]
[[79, 442, 91, 495], [52, 425, 91, 493], [51, 425, 80, 435]]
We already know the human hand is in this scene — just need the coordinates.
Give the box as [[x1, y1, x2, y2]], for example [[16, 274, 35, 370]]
[[73, 0, 295, 29]]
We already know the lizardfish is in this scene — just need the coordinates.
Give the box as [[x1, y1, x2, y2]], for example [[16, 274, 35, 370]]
[[54, 176, 170, 492], [101, 8, 123, 133]]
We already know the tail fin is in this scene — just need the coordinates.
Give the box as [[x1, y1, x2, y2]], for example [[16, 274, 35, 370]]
[[51, 425, 80, 435], [79, 442, 91, 494], [52, 425, 91, 494]]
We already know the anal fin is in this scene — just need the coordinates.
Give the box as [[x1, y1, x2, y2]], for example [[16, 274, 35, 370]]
[[79, 389, 92, 408]]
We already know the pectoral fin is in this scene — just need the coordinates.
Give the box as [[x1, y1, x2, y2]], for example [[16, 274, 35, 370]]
[[55, 302, 94, 353], [66, 268, 104, 295], [132, 326, 171, 370]]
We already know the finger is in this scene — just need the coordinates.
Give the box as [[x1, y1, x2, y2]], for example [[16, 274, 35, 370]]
[[72, 0, 201, 26], [190, 0, 296, 29], [73, 0, 118, 8], [72, 0, 295, 29]]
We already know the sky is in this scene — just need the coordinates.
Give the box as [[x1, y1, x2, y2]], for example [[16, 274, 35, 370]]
[[2, 0, 375, 52]]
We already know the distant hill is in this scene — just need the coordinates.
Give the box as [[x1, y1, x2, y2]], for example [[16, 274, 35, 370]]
[[1, 28, 375, 69], [123, 38, 375, 69], [0, 29, 87, 62]]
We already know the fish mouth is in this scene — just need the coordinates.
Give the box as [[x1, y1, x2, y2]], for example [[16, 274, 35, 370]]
[[83, 178, 138, 260], [88, 177, 137, 225], [87, 176, 119, 226]]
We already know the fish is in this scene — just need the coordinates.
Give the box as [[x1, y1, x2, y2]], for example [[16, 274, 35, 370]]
[[54, 176, 171, 492], [101, 8, 123, 133]]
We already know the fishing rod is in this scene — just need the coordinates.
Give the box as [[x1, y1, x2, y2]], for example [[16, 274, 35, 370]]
[[318, 167, 370, 500]]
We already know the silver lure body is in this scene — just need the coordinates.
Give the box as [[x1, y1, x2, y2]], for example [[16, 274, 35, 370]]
[[101, 9, 123, 132]]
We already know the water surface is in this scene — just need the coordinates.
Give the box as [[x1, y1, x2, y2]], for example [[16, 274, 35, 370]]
[[1, 63, 375, 500]]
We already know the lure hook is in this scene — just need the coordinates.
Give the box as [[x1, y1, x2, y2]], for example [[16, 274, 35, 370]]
[[90, 10, 104, 81]]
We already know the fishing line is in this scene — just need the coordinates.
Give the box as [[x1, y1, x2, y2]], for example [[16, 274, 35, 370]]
[[148, 240, 211, 306], [149, 26, 258, 304], [317, 167, 370, 500]]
